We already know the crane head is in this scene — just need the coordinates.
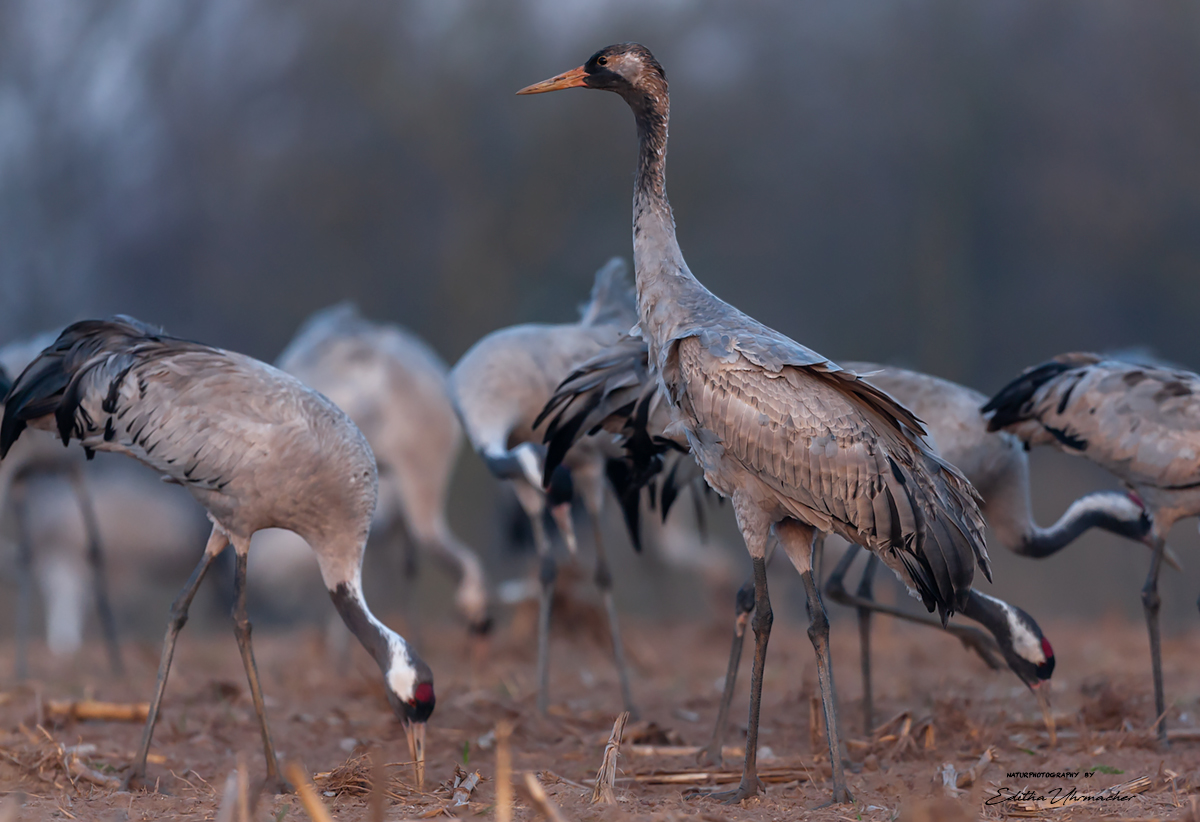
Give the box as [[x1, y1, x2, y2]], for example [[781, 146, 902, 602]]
[[963, 590, 1056, 743], [517, 43, 666, 99], [990, 596, 1058, 746]]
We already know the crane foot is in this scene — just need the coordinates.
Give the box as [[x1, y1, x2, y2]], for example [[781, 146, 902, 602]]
[[688, 774, 765, 804]]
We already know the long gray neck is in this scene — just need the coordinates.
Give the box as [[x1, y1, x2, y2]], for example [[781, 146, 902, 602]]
[[623, 83, 699, 350], [327, 566, 417, 702], [329, 576, 395, 672], [1013, 491, 1148, 558]]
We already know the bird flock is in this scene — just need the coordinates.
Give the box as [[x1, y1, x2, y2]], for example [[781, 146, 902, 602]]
[[0, 42, 1195, 807]]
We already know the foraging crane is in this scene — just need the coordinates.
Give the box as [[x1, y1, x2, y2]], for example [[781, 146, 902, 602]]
[[825, 362, 1156, 731], [520, 44, 989, 804], [1, 333, 122, 677], [541, 341, 1061, 757], [449, 258, 639, 716], [985, 352, 1200, 747], [0, 318, 433, 790], [277, 303, 491, 638]]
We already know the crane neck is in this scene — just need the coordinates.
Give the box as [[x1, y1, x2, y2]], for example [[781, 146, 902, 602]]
[[1010, 491, 1150, 558], [630, 87, 670, 216], [328, 570, 420, 698], [623, 81, 704, 352], [960, 589, 1050, 675]]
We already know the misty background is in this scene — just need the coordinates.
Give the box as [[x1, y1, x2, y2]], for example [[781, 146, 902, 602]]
[[1, 0, 1199, 642]]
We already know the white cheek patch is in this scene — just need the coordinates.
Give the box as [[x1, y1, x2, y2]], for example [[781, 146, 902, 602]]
[[514, 444, 543, 488], [386, 639, 416, 701], [978, 591, 1043, 663]]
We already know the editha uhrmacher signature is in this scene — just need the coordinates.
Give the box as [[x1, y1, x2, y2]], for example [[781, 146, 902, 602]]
[[985, 786, 1134, 806]]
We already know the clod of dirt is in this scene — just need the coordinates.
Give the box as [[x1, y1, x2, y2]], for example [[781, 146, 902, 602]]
[[205, 680, 243, 704], [625, 720, 681, 746], [1079, 677, 1134, 730], [899, 796, 973, 822]]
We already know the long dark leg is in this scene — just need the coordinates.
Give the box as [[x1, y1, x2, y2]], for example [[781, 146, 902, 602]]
[[69, 467, 123, 675], [127, 531, 226, 788], [1143, 535, 1168, 747], [697, 578, 754, 767], [823, 544, 878, 735], [532, 512, 555, 716], [802, 567, 852, 804], [592, 518, 637, 717], [707, 556, 771, 804], [14, 485, 32, 681], [230, 548, 285, 790], [855, 554, 878, 734]]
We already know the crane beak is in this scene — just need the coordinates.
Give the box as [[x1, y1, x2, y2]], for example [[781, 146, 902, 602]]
[[405, 721, 427, 790], [550, 502, 578, 555], [1031, 682, 1056, 748], [517, 66, 588, 95]]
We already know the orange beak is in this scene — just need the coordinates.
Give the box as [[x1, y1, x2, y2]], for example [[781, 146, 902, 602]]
[[517, 65, 588, 95]]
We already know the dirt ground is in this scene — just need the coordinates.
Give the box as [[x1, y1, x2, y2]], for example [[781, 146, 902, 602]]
[[2, 599, 1200, 822]]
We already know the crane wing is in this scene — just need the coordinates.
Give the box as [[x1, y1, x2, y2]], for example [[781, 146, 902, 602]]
[[985, 354, 1200, 490], [1, 318, 320, 496], [666, 334, 987, 618]]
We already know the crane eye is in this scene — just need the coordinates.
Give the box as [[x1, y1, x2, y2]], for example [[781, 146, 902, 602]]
[[596, 56, 608, 66]]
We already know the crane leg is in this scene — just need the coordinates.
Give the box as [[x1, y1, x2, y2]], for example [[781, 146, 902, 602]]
[[13, 483, 32, 682], [592, 517, 638, 718], [1142, 535, 1168, 748], [824, 544, 876, 734], [69, 465, 123, 675], [532, 512, 556, 716], [704, 555, 770, 804], [230, 546, 286, 791], [696, 577, 754, 767], [126, 529, 227, 790], [803, 565, 853, 803], [855, 553, 879, 734]]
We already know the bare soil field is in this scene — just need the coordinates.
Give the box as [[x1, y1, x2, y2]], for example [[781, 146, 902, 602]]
[[2, 604, 1200, 821]]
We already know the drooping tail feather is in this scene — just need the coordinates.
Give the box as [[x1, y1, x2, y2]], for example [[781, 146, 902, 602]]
[[0, 364, 12, 403], [982, 354, 1101, 432], [0, 316, 180, 458]]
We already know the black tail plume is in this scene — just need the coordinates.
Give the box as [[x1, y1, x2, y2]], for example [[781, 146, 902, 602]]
[[982, 358, 1084, 431], [605, 458, 643, 552]]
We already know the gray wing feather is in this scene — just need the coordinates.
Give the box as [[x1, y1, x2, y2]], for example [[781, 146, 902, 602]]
[[985, 353, 1200, 490], [668, 335, 987, 617]]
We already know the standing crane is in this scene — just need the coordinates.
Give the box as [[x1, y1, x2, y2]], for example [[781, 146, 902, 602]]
[[520, 44, 989, 804], [540, 340, 1063, 759], [277, 303, 491, 640], [984, 352, 1200, 747], [1, 333, 122, 677], [0, 318, 434, 790], [449, 258, 639, 716]]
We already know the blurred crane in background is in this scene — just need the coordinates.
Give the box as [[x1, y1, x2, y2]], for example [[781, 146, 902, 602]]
[[449, 257, 640, 716], [276, 303, 491, 647], [0, 331, 122, 677]]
